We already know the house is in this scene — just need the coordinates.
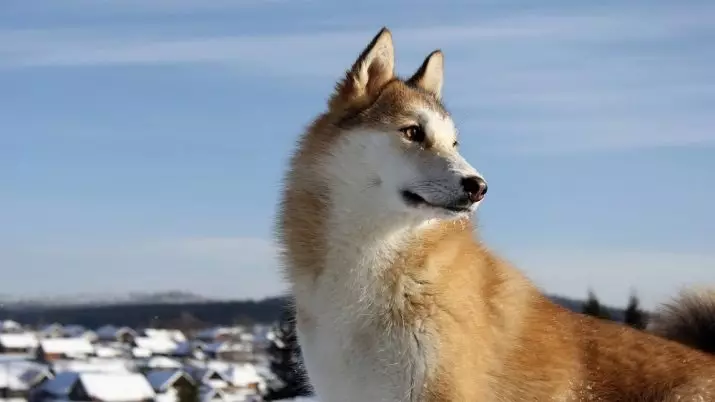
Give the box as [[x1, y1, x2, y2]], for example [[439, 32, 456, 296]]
[[0, 320, 23, 334], [132, 336, 178, 357], [194, 327, 238, 343], [61, 325, 96, 341], [96, 325, 137, 344], [0, 361, 52, 401], [138, 356, 183, 371], [36, 338, 95, 362], [224, 364, 265, 394], [38, 371, 156, 402], [51, 357, 134, 374], [39, 323, 65, 338], [141, 328, 186, 344], [185, 367, 231, 389], [203, 341, 253, 362], [145, 369, 196, 402], [171, 341, 205, 360], [199, 385, 227, 402], [0, 333, 39, 354], [95, 345, 125, 358]]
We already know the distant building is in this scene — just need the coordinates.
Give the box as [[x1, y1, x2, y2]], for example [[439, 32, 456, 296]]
[[145, 369, 196, 401], [36, 338, 95, 362], [37, 371, 156, 402], [0, 333, 39, 354], [95, 325, 138, 344]]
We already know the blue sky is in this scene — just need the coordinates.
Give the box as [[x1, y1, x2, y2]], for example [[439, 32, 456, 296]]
[[1, 0, 714, 308]]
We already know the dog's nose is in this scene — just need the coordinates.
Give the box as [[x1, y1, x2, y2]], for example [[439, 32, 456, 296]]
[[461, 176, 488, 202]]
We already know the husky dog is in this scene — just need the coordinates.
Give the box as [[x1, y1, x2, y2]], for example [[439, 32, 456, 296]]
[[276, 27, 715, 402]]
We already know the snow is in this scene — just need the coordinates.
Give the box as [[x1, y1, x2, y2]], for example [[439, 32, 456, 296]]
[[143, 328, 187, 343], [81, 372, 156, 402], [225, 364, 263, 388], [39, 337, 95, 356], [0, 332, 38, 349], [143, 356, 183, 369], [52, 357, 134, 373], [134, 336, 178, 354], [42, 371, 156, 401]]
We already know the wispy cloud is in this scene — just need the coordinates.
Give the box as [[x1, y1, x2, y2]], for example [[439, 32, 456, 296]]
[[2, 5, 713, 69]]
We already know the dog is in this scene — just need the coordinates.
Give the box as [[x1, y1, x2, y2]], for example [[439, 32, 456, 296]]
[[275, 27, 715, 402]]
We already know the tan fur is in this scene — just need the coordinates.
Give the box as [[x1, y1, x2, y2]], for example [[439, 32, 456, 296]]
[[275, 27, 715, 401]]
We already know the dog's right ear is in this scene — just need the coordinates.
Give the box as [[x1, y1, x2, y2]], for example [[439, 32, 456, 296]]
[[330, 27, 395, 109]]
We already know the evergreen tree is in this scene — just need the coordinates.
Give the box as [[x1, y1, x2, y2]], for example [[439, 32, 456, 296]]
[[624, 292, 647, 330], [582, 290, 611, 320], [264, 305, 312, 401]]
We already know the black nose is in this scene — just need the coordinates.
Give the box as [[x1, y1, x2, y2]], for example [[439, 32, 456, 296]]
[[461, 176, 488, 202]]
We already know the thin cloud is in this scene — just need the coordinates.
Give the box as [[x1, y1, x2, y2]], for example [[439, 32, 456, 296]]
[[1, 5, 713, 69]]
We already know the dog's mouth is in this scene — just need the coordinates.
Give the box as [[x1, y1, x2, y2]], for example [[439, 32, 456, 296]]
[[401, 190, 473, 213]]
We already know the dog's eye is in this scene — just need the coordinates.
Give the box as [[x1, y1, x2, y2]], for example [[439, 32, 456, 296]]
[[400, 125, 426, 143], [453, 140, 459, 148]]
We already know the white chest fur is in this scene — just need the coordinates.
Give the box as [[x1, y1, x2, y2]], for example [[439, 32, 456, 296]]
[[293, 259, 433, 402]]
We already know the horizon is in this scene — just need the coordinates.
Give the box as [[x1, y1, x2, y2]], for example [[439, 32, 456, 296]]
[[2, 0, 714, 310]]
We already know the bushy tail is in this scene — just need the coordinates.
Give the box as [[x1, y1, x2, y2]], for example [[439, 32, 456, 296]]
[[647, 289, 715, 355]]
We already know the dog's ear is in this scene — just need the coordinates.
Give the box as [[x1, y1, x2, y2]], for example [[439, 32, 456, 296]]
[[408, 50, 444, 99], [330, 27, 394, 109]]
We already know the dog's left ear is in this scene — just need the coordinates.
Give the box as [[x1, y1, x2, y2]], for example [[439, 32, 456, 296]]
[[408, 50, 444, 99]]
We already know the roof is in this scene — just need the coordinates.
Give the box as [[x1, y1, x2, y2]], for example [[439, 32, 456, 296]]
[[96, 325, 137, 340], [144, 356, 183, 369], [142, 328, 187, 343], [51, 357, 133, 374], [42, 371, 156, 401], [0, 360, 50, 390], [0, 320, 22, 332], [0, 332, 39, 349], [225, 364, 263, 387], [185, 366, 231, 384], [200, 385, 227, 402], [145, 369, 193, 392], [39, 337, 95, 355], [195, 327, 237, 340], [133, 336, 177, 354]]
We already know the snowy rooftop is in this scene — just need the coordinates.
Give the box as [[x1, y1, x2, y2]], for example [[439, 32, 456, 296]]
[[39, 337, 95, 355], [42, 371, 156, 402]]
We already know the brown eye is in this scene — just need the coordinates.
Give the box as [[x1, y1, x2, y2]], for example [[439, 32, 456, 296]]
[[400, 125, 426, 143]]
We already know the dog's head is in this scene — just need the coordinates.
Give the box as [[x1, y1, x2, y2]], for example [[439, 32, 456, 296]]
[[309, 28, 487, 227]]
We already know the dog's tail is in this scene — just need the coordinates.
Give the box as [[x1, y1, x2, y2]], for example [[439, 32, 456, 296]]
[[647, 288, 715, 355]]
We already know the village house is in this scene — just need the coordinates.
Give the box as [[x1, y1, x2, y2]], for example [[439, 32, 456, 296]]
[[140, 328, 186, 344], [0, 361, 53, 401], [145, 369, 196, 402], [132, 336, 178, 357], [185, 367, 232, 390], [0, 320, 24, 334], [36, 338, 95, 362], [199, 385, 227, 402], [171, 341, 205, 361], [202, 341, 253, 362], [194, 327, 239, 343], [37, 371, 156, 402], [96, 325, 138, 344], [0, 333, 39, 355]]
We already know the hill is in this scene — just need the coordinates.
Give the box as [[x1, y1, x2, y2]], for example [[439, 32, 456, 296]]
[[0, 293, 634, 329]]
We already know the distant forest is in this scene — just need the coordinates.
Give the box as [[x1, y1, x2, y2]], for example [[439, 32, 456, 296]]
[[0, 296, 289, 329], [0, 293, 639, 330]]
